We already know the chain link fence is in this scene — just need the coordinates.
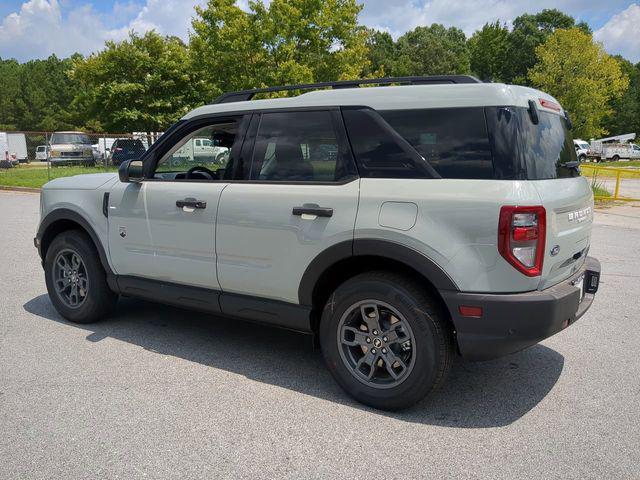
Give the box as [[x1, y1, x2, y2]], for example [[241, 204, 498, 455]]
[[0, 130, 162, 187]]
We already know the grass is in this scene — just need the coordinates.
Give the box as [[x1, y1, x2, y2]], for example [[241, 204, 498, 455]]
[[597, 160, 640, 168], [580, 163, 640, 179], [0, 165, 116, 189]]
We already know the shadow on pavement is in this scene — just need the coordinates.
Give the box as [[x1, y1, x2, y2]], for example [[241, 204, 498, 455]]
[[24, 294, 564, 428]]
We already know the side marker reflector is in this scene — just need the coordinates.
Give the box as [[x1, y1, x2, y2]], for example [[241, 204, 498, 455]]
[[459, 305, 483, 318]]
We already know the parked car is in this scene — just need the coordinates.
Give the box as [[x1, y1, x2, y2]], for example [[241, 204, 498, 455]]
[[48, 131, 95, 166], [35, 145, 48, 161], [108, 139, 147, 166], [35, 76, 600, 410], [573, 139, 590, 162]]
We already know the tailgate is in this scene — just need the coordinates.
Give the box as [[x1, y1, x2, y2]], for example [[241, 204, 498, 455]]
[[533, 177, 594, 289]]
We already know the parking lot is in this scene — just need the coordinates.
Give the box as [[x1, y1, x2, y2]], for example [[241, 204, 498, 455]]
[[0, 190, 638, 479]]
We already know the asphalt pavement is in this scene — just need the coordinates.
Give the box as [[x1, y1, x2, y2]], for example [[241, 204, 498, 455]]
[[0, 191, 638, 479]]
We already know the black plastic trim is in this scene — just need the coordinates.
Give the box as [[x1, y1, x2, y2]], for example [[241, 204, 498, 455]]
[[36, 208, 117, 291], [102, 192, 110, 217], [297, 239, 458, 305], [220, 292, 312, 332], [116, 276, 312, 333], [213, 76, 482, 103], [442, 256, 601, 361], [117, 275, 222, 314], [353, 239, 458, 290]]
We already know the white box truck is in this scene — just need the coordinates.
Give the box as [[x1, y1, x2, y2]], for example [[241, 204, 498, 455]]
[[7, 133, 28, 163]]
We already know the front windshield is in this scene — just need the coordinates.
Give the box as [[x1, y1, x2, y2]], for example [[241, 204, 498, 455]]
[[51, 133, 91, 145]]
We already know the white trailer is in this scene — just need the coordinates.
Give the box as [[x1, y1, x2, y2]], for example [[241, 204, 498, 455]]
[[0, 132, 13, 168], [7, 133, 28, 163]]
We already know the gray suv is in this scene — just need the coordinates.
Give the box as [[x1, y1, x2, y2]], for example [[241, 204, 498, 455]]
[[35, 76, 600, 410]]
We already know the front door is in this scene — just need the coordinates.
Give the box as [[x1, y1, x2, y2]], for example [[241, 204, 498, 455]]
[[216, 109, 360, 304], [108, 118, 243, 289]]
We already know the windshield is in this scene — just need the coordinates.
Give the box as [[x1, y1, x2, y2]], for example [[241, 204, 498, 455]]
[[485, 107, 578, 180], [51, 133, 91, 145]]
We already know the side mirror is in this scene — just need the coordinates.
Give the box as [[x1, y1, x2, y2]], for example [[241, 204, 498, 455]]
[[119, 159, 144, 183]]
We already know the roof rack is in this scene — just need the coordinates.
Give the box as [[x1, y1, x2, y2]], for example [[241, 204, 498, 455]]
[[213, 75, 481, 104]]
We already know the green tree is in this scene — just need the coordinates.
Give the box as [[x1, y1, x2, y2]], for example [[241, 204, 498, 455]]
[[72, 31, 198, 134], [363, 29, 395, 76], [392, 24, 470, 76], [0, 58, 22, 130], [0, 55, 82, 131], [528, 28, 628, 139], [503, 9, 590, 84], [190, 0, 369, 99], [603, 57, 640, 136], [468, 21, 509, 81]]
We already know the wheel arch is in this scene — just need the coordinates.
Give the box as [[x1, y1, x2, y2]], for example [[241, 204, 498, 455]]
[[37, 209, 116, 288], [299, 239, 459, 333]]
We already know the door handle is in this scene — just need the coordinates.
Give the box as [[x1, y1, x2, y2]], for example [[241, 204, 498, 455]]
[[176, 198, 207, 209], [292, 204, 333, 218]]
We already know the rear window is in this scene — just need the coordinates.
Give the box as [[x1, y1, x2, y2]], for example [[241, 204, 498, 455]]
[[485, 107, 578, 180]]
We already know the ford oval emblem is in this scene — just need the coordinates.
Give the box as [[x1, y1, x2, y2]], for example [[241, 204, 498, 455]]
[[550, 245, 560, 256]]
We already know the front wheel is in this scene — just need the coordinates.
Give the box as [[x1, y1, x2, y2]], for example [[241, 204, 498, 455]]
[[44, 230, 118, 323], [319, 272, 454, 410]]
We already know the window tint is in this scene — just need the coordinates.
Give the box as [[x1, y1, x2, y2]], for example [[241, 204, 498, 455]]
[[485, 107, 578, 180], [380, 108, 494, 179], [342, 108, 435, 179], [249, 111, 353, 182]]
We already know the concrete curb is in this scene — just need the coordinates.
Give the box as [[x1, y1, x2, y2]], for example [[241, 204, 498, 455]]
[[0, 185, 41, 193]]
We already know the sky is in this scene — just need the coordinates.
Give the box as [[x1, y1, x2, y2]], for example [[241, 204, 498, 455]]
[[0, 0, 639, 63]]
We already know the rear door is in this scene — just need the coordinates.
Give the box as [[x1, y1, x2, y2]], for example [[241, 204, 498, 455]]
[[216, 109, 359, 304]]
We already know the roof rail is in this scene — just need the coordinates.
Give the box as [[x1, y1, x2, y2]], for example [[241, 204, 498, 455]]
[[213, 75, 481, 104]]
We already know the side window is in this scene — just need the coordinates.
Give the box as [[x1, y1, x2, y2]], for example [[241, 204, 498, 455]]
[[342, 108, 435, 179], [247, 111, 354, 182], [380, 108, 494, 179], [154, 121, 237, 180]]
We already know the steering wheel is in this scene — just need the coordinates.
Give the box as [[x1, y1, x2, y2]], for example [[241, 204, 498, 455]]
[[186, 165, 217, 180]]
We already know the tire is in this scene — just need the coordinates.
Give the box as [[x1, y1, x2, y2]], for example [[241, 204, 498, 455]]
[[44, 230, 118, 323], [612, 155, 620, 162], [319, 272, 454, 410], [579, 154, 586, 162]]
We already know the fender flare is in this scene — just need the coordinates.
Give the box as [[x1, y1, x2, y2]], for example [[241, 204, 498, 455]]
[[298, 239, 459, 306], [37, 208, 115, 280]]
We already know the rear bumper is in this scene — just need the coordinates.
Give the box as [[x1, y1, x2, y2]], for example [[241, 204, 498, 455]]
[[442, 256, 601, 361]]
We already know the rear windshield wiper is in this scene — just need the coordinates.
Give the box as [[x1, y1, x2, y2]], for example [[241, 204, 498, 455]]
[[563, 161, 580, 172]]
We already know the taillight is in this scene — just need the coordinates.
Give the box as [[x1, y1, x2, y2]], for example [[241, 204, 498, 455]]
[[498, 206, 546, 277]]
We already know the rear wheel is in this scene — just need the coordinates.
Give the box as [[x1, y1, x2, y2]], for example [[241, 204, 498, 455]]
[[612, 155, 620, 162], [44, 230, 117, 323], [319, 272, 453, 410]]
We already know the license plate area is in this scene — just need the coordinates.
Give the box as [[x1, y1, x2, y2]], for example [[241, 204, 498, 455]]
[[584, 270, 600, 294]]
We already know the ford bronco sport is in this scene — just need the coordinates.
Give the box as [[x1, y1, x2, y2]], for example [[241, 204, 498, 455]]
[[35, 76, 600, 410]]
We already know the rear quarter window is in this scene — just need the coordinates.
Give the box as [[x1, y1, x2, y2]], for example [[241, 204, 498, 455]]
[[380, 108, 494, 179]]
